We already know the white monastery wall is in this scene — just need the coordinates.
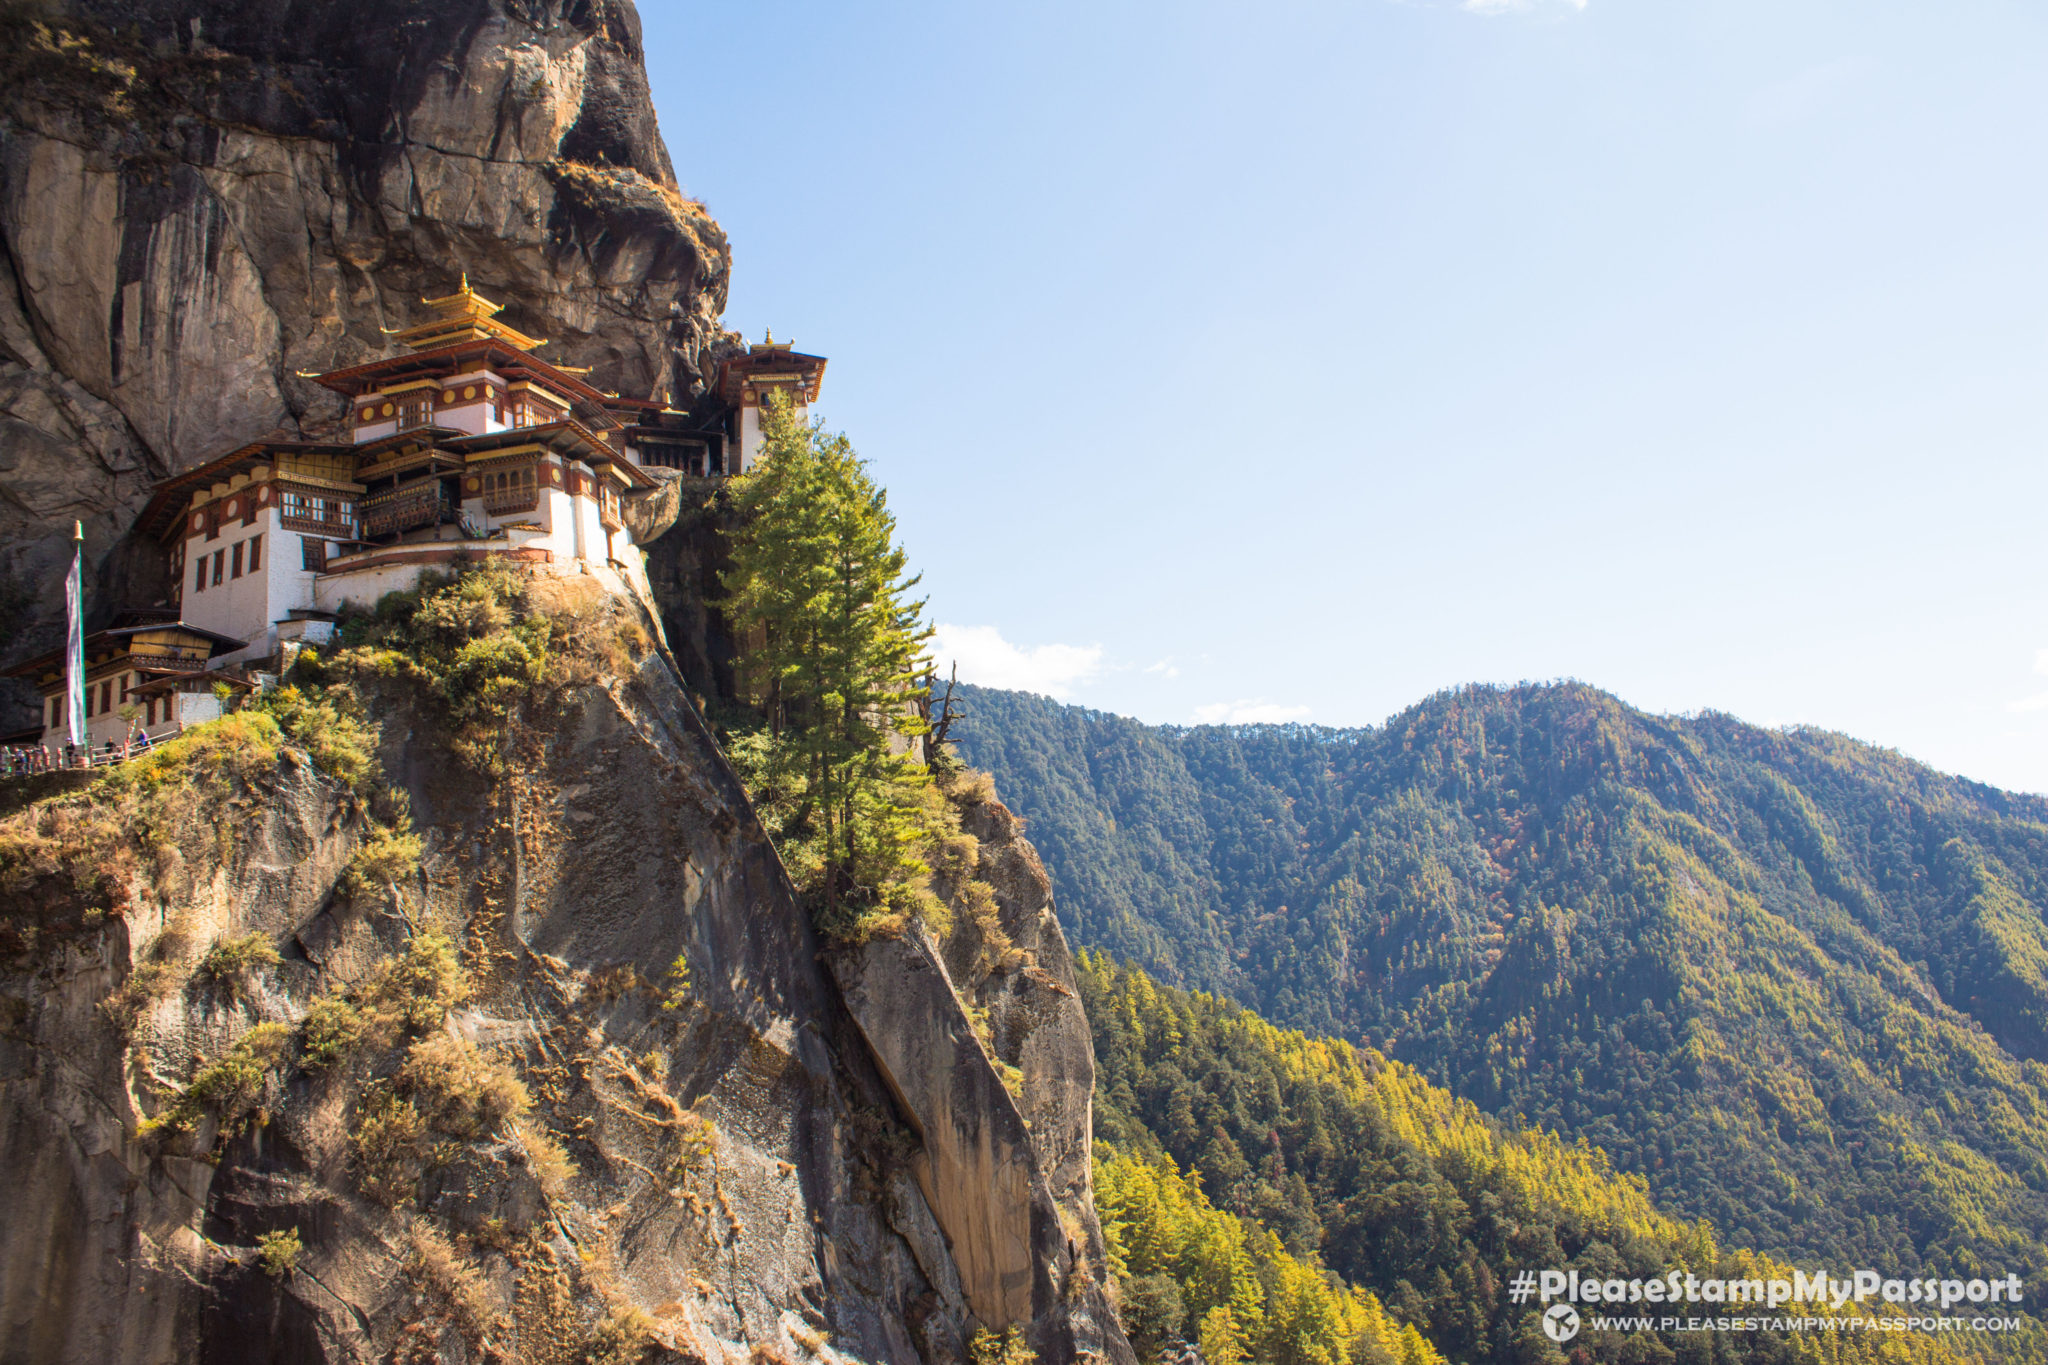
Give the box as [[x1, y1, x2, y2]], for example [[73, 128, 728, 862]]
[[313, 561, 438, 615]]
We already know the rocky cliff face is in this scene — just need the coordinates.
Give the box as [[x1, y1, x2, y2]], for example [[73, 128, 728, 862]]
[[0, 5, 1132, 1362], [0, 0, 729, 716], [0, 584, 1130, 1364]]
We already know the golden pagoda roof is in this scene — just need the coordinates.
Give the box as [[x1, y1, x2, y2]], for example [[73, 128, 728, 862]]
[[383, 275, 547, 353], [715, 333, 827, 404]]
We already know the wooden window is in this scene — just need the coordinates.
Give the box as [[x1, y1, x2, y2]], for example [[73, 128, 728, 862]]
[[49, 697, 58, 728], [194, 559, 207, 593], [481, 463, 539, 515], [231, 541, 244, 579], [360, 479, 449, 537], [119, 673, 129, 703], [302, 536, 327, 572], [248, 534, 262, 573], [397, 393, 430, 431], [280, 489, 356, 537], [212, 550, 225, 586]]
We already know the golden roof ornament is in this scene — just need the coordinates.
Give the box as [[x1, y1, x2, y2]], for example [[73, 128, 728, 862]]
[[384, 275, 549, 353]]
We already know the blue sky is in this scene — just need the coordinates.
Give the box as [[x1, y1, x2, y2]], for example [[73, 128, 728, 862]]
[[642, 0, 2048, 791]]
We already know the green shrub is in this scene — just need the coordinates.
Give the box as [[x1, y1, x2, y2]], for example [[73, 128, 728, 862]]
[[256, 1228, 302, 1278], [402, 1222, 505, 1344], [101, 958, 177, 1034], [352, 1091, 428, 1206], [511, 1118, 576, 1203], [297, 935, 463, 1079], [101, 711, 285, 795], [141, 1021, 292, 1138], [248, 682, 379, 792], [968, 1326, 1036, 1365], [659, 954, 691, 1012], [298, 996, 365, 1070], [195, 932, 280, 999], [362, 933, 468, 1036], [326, 566, 555, 772], [397, 1032, 529, 1138], [579, 1304, 658, 1365], [342, 819, 423, 897]]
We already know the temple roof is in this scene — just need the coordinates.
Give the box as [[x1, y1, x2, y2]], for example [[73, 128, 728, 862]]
[[715, 338, 827, 405], [383, 277, 546, 353], [312, 339, 620, 428], [3, 621, 248, 683], [135, 441, 357, 541]]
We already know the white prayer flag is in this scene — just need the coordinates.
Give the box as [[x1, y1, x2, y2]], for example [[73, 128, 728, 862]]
[[64, 521, 84, 749]]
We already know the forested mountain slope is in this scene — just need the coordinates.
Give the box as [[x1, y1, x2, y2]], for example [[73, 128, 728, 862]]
[[1083, 955, 2025, 1365], [951, 683, 2048, 1277]]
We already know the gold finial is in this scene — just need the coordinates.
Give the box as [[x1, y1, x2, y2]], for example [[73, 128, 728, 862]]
[[390, 276, 547, 352], [765, 328, 774, 345]]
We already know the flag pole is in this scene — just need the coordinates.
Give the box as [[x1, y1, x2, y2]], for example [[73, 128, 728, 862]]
[[65, 520, 85, 752]]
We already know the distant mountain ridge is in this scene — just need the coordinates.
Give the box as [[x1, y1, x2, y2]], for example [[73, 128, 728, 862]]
[[950, 682, 2048, 1278]]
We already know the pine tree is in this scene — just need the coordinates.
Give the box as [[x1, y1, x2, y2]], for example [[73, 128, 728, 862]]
[[721, 394, 936, 936]]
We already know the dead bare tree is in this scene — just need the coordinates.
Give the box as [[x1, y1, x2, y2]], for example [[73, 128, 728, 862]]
[[923, 661, 966, 766]]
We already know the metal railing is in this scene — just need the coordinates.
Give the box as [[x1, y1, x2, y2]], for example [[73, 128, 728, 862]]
[[2, 736, 159, 776]]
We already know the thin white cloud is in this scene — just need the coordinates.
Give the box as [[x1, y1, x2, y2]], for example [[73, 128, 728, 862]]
[[1144, 658, 1181, 680], [1193, 698, 1313, 725], [931, 623, 1102, 700]]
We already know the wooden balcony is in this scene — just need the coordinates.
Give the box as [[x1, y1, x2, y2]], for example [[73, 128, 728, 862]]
[[481, 490, 539, 517], [360, 480, 453, 539], [280, 506, 358, 537]]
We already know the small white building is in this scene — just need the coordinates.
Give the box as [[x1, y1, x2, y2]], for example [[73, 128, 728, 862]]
[[4, 616, 246, 753], [714, 333, 827, 475], [602, 333, 826, 477]]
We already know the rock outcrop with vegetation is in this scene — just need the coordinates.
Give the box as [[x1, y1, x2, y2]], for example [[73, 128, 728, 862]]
[[0, 571, 1129, 1364]]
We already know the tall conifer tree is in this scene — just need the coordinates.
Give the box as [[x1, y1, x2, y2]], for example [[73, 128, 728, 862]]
[[722, 395, 935, 931]]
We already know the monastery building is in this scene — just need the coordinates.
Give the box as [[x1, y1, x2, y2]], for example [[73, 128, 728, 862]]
[[7, 282, 826, 754]]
